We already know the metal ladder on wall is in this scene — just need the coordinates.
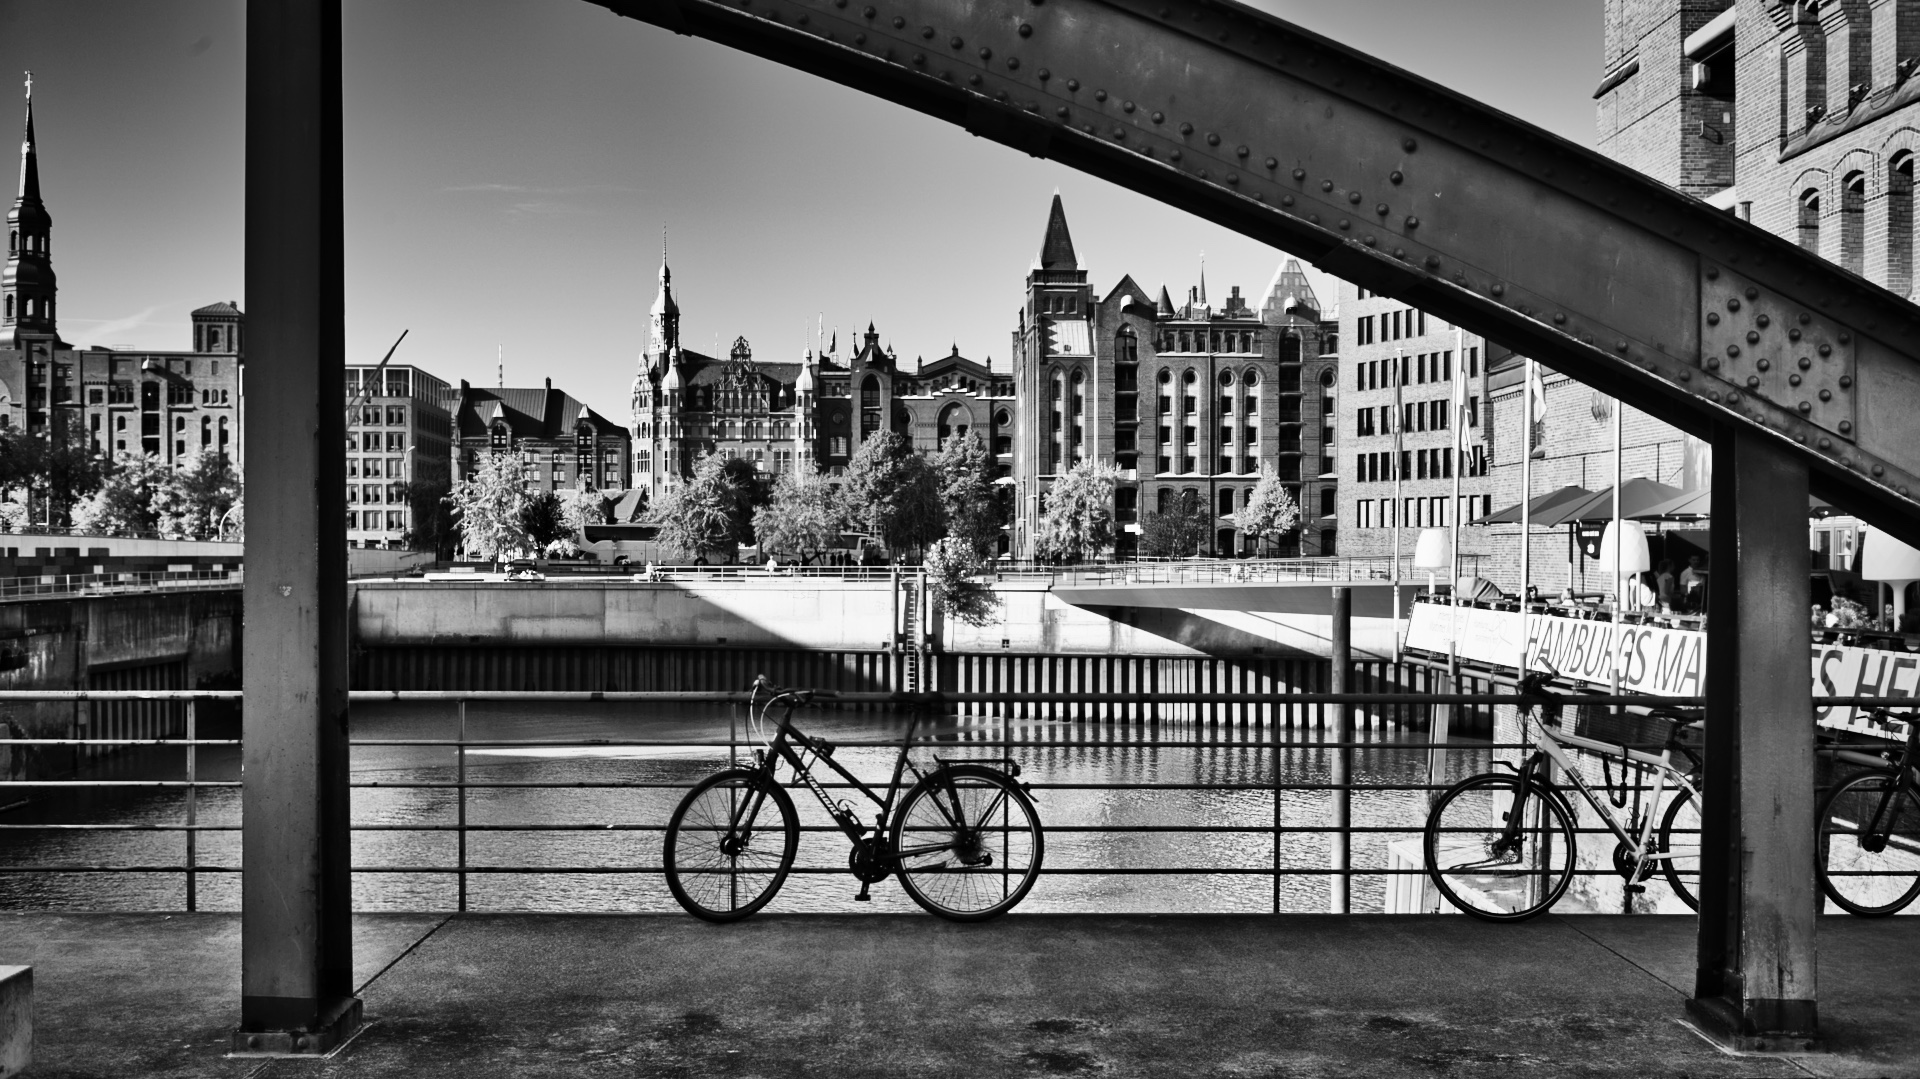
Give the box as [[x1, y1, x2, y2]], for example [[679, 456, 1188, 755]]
[[899, 577, 923, 693]]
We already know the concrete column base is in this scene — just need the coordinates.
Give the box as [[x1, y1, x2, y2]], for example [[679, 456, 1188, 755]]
[[0, 965, 30, 1078], [231, 995, 363, 1058], [1684, 995, 1823, 1054]]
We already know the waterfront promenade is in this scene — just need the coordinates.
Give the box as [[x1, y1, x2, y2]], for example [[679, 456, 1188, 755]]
[[6, 912, 1916, 1077]]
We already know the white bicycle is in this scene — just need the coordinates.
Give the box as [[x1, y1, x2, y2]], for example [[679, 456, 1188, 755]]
[[1423, 664, 1704, 921]]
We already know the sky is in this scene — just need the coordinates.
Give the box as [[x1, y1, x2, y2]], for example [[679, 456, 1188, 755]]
[[0, 0, 1599, 421]]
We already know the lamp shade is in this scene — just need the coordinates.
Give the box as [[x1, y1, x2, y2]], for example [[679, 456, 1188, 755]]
[[1861, 530, 1920, 582], [1598, 520, 1651, 575], [1413, 528, 1452, 570]]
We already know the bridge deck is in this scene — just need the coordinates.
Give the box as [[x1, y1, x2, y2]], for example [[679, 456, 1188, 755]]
[[8, 912, 1913, 1077]]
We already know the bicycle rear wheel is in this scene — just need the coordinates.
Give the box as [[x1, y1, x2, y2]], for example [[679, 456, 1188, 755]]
[[663, 768, 799, 922], [1424, 772, 1576, 922], [1657, 785, 1702, 912], [1818, 771, 1920, 917], [892, 764, 1043, 921]]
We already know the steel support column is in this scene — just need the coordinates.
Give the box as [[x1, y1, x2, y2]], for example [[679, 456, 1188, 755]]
[[1688, 425, 1820, 1051], [234, 0, 359, 1056], [1328, 586, 1351, 913]]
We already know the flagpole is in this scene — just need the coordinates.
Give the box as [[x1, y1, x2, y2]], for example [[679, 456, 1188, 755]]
[[1451, 330, 1464, 597], [1391, 346, 1404, 646], [1520, 357, 1534, 678]]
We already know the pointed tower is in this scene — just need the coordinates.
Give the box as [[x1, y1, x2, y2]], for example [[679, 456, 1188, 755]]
[[4, 73, 61, 349], [1013, 194, 1094, 556], [633, 236, 683, 497], [1038, 192, 1078, 271]]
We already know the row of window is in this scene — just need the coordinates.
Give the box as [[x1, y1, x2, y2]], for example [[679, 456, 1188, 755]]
[[347, 457, 407, 479], [1354, 446, 1490, 483], [1353, 309, 1430, 346], [1353, 494, 1494, 530], [347, 483, 410, 505], [1155, 327, 1262, 354], [1354, 397, 1481, 436], [3, 295, 51, 322], [1354, 348, 1479, 391], [349, 510, 410, 534]]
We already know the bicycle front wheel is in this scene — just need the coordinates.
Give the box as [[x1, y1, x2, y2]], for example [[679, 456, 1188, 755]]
[[892, 764, 1043, 921], [1818, 771, 1920, 917], [1658, 785, 1702, 912], [1425, 773, 1576, 922], [663, 768, 799, 922]]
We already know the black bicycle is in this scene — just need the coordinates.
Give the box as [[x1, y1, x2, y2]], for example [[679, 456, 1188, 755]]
[[1817, 709, 1920, 916], [662, 676, 1044, 922]]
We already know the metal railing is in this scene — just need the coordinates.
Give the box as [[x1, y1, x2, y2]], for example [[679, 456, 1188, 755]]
[[0, 568, 245, 601], [1041, 554, 1487, 587], [0, 686, 1908, 914]]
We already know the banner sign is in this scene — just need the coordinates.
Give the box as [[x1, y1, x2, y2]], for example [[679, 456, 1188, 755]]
[[1403, 602, 1915, 739]]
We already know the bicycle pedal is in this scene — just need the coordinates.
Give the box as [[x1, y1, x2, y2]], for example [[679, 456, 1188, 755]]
[[1624, 884, 1646, 895], [853, 882, 872, 902]]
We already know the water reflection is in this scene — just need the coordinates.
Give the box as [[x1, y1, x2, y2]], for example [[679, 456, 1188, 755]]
[[0, 700, 1507, 913]]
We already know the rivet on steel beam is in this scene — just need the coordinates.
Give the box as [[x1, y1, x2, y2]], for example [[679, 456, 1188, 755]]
[[1320, 180, 1334, 192], [1707, 357, 1721, 370], [922, 25, 935, 37], [1790, 373, 1803, 386], [1348, 192, 1362, 204], [1236, 145, 1249, 158], [1839, 331, 1852, 344], [1819, 389, 1833, 401], [971, 74, 983, 85], [1389, 171, 1404, 185], [950, 35, 962, 47], [1082, 123, 1094, 133], [1491, 284, 1505, 296], [1615, 340, 1629, 352], [1746, 331, 1760, 344], [1310, 213, 1319, 223], [1709, 391, 1722, 402], [1726, 344, 1740, 357], [1123, 101, 1135, 113], [1799, 401, 1812, 413], [1757, 358, 1771, 371], [1727, 298, 1741, 311], [1112, 127, 1125, 139], [1067, 79, 1080, 91], [1405, 216, 1419, 228], [1095, 89, 1109, 102], [1756, 313, 1770, 328], [1679, 370, 1692, 381], [1727, 391, 1740, 405], [1706, 312, 1719, 326], [1797, 433, 1808, 442], [1292, 168, 1306, 180], [1839, 374, 1854, 388], [913, 52, 926, 64], [1819, 343, 1833, 357], [980, 47, 992, 59], [1374, 202, 1389, 215], [855, 33, 867, 44], [1820, 437, 1834, 449], [1179, 121, 1193, 134], [1198, 169, 1209, 179], [1007, 57, 1020, 70], [1056, 106, 1070, 118], [1338, 219, 1350, 230], [1281, 195, 1294, 207], [1226, 172, 1239, 184], [893, 16, 906, 27], [1705, 266, 1719, 279], [1553, 312, 1566, 325], [1744, 286, 1759, 300], [797, 13, 809, 24], [834, 0, 846, 7], [1800, 312, 1812, 323], [1425, 255, 1440, 268], [1038, 68, 1050, 81], [1170, 150, 1182, 161], [1207, 133, 1222, 146], [1265, 156, 1278, 169], [1363, 234, 1376, 246], [1019, 22, 1033, 36], [1874, 464, 1886, 477], [1747, 376, 1760, 388]]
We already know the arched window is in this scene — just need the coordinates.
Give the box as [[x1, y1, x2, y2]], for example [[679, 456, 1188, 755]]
[[1892, 153, 1915, 297], [1157, 488, 1173, 514], [6, 231, 13, 253], [1280, 335, 1301, 363], [1799, 188, 1822, 252], [1116, 325, 1137, 363], [938, 403, 968, 444], [209, 327, 222, 352], [3, 296, 10, 320], [860, 374, 880, 408], [1841, 171, 1867, 276]]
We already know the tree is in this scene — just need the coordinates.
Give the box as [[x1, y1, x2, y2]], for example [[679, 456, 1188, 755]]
[[845, 432, 942, 559], [446, 452, 531, 563], [645, 451, 754, 561], [1033, 459, 1119, 563], [519, 490, 570, 553], [754, 461, 845, 563], [401, 480, 455, 556], [1231, 470, 1302, 557], [69, 451, 170, 536], [1139, 488, 1212, 559], [152, 449, 240, 538], [933, 433, 1004, 557], [0, 423, 108, 528], [924, 535, 999, 626]]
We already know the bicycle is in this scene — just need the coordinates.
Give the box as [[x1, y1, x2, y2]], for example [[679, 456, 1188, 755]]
[[662, 676, 1044, 923], [1817, 708, 1920, 916], [1423, 662, 1705, 921]]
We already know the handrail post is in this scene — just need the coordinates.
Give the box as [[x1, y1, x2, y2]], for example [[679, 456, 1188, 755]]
[[1329, 586, 1352, 914], [185, 698, 197, 913], [457, 698, 467, 913]]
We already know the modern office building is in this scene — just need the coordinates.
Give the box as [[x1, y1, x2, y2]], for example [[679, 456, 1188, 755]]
[[343, 364, 454, 548]]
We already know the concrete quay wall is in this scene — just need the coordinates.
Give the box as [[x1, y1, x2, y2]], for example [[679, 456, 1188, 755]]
[[351, 579, 1404, 659], [0, 590, 241, 783]]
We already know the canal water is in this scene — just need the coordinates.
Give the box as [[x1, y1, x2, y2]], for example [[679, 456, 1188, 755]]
[[0, 701, 1533, 915]]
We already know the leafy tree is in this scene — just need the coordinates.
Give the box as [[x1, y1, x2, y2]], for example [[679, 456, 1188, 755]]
[[69, 451, 170, 536], [754, 461, 845, 563], [1033, 459, 1119, 563], [0, 423, 108, 528], [645, 451, 754, 561], [717, 456, 771, 548], [1139, 488, 1212, 559], [446, 452, 531, 563], [1231, 470, 1302, 557], [152, 449, 240, 538], [845, 432, 942, 559], [933, 432, 1004, 557], [401, 480, 455, 556], [519, 490, 570, 553], [924, 535, 999, 626]]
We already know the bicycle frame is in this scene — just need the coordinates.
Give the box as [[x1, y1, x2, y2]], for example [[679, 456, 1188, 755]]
[[1511, 720, 1700, 875], [1832, 715, 1920, 852]]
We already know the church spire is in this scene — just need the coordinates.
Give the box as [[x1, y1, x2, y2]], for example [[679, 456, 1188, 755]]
[[5, 71, 59, 348], [1038, 192, 1077, 271], [644, 228, 679, 377]]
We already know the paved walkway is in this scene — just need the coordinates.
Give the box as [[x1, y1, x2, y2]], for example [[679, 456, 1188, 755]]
[[4, 912, 1917, 1078]]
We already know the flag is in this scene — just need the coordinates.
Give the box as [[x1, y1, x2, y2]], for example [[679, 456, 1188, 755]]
[[1527, 359, 1547, 417], [1451, 331, 1468, 427]]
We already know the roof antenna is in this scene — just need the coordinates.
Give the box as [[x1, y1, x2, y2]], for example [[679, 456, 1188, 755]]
[[497, 344, 503, 388]]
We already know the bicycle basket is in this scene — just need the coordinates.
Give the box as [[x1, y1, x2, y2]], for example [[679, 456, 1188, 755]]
[[1573, 702, 1691, 751]]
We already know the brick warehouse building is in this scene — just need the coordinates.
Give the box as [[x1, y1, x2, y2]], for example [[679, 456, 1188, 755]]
[[1010, 196, 1338, 559]]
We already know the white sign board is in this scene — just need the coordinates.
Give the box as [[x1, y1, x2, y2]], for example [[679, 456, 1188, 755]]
[[1404, 602, 1916, 738]]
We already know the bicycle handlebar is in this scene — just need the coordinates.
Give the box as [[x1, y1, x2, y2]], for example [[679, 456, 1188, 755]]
[[749, 675, 838, 704]]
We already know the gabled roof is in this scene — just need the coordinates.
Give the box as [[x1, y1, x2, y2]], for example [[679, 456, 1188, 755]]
[[191, 301, 243, 318], [457, 382, 626, 440], [1103, 275, 1154, 312], [917, 347, 995, 380]]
